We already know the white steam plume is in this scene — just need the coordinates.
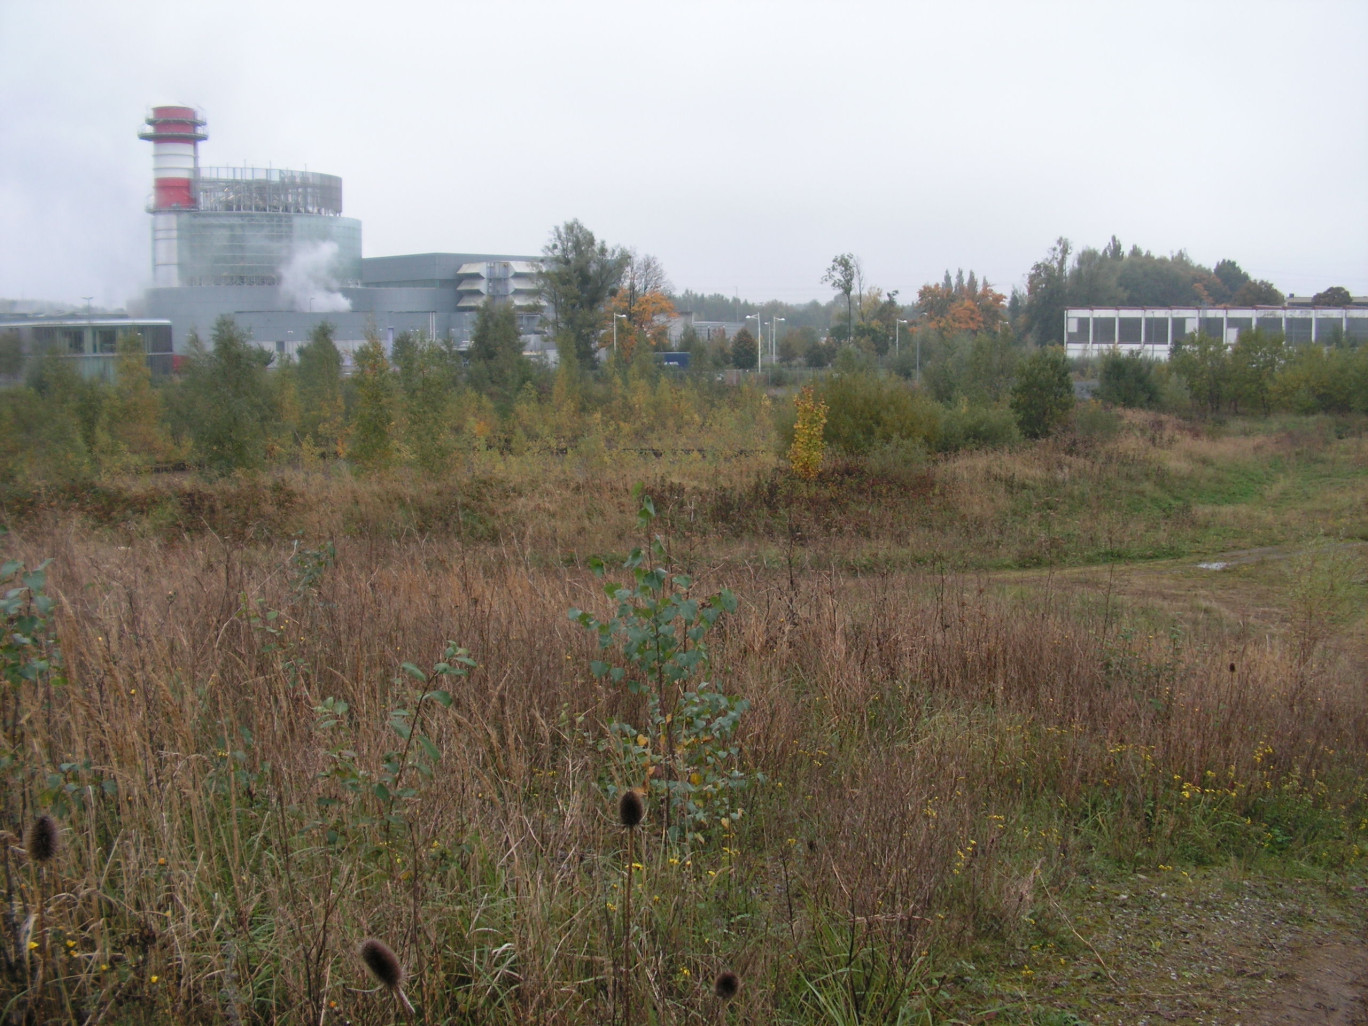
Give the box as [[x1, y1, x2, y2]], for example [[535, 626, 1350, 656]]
[[280, 240, 351, 313]]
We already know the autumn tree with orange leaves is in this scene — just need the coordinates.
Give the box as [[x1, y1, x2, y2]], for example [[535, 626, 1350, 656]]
[[606, 251, 677, 359], [916, 269, 1006, 336]]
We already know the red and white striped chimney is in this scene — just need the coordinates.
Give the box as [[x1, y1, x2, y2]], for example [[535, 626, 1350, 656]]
[[139, 105, 206, 210]]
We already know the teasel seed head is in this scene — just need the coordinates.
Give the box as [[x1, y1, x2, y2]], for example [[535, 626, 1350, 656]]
[[713, 970, 740, 1001], [618, 788, 645, 829], [358, 938, 403, 991], [26, 815, 57, 864]]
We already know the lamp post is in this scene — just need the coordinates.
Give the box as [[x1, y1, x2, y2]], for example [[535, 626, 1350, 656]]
[[896, 318, 908, 358], [613, 313, 628, 354], [745, 313, 761, 372], [771, 316, 785, 363]]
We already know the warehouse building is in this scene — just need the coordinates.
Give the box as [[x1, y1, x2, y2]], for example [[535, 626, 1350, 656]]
[[1064, 305, 1368, 360]]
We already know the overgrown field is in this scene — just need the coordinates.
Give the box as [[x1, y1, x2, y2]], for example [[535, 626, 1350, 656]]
[[2, 414, 1366, 1024]]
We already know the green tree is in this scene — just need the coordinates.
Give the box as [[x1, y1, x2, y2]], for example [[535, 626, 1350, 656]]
[[183, 316, 273, 474], [348, 333, 396, 469], [1233, 279, 1285, 306], [537, 219, 629, 370], [730, 328, 758, 370], [1169, 332, 1230, 415], [1098, 350, 1159, 409], [1, 356, 94, 483], [400, 337, 456, 474], [1272, 346, 1366, 414], [1312, 285, 1352, 307], [1212, 259, 1250, 302], [1116, 252, 1203, 306], [0, 330, 22, 379], [105, 332, 172, 465], [1229, 328, 1285, 415], [964, 329, 1018, 403], [1022, 238, 1072, 345], [469, 300, 522, 364], [812, 371, 940, 455], [1010, 346, 1074, 439], [296, 321, 345, 455], [822, 253, 859, 341]]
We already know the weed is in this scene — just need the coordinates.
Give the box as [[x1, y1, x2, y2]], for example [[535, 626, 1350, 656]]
[[571, 490, 759, 845]]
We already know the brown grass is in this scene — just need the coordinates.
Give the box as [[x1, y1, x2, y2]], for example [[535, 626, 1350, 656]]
[[1, 422, 1366, 1022]]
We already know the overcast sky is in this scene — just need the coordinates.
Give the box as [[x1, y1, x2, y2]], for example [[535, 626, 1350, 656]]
[[2, 0, 1366, 310]]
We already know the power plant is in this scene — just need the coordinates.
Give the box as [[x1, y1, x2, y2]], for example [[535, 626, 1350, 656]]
[[134, 103, 543, 360], [139, 106, 361, 292]]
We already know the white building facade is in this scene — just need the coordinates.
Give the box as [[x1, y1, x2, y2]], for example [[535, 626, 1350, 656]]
[[1064, 306, 1368, 361]]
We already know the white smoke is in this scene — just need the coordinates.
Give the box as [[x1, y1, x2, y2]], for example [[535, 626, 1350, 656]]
[[279, 240, 352, 313]]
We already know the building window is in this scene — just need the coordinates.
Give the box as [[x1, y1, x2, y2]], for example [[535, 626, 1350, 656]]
[[1093, 318, 1116, 344], [1066, 317, 1090, 343], [1285, 317, 1313, 344], [1256, 316, 1284, 335], [1200, 317, 1224, 340], [1171, 317, 1193, 340], [97, 329, 118, 354], [1144, 317, 1168, 345], [1118, 317, 1142, 343], [1315, 316, 1344, 344], [65, 329, 85, 354]]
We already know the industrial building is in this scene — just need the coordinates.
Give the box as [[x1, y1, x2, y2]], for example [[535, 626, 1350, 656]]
[[0, 318, 174, 383], [1064, 305, 1368, 361], [132, 104, 546, 361]]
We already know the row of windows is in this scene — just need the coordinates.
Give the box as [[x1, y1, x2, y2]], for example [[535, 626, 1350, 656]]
[[23, 325, 174, 355], [1068, 315, 1366, 346]]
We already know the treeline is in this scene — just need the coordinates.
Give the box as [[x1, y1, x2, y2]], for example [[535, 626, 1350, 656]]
[[0, 315, 772, 485], [1016, 236, 1299, 346], [673, 234, 1340, 362], [1096, 330, 1368, 417]]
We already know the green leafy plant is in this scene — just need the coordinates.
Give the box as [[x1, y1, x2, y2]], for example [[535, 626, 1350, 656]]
[[312, 642, 473, 845], [1, 539, 65, 823], [570, 490, 758, 843]]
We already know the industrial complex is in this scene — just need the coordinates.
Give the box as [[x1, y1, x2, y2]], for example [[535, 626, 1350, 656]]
[[2, 104, 546, 377], [2, 104, 1365, 380], [134, 104, 546, 360]]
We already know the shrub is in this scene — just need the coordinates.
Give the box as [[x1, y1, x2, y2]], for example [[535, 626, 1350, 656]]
[[1098, 350, 1159, 408], [817, 372, 940, 455], [936, 401, 1021, 452], [787, 385, 828, 480], [570, 493, 757, 844], [1010, 346, 1074, 439]]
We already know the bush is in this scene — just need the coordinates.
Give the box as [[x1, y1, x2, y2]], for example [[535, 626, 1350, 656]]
[[1010, 346, 1074, 439], [936, 401, 1021, 452], [1098, 350, 1159, 408], [817, 372, 941, 455]]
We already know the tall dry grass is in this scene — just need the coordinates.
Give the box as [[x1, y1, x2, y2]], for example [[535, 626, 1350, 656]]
[[2, 494, 1365, 1023]]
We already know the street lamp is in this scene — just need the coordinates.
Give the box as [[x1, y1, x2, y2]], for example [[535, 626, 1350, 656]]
[[896, 318, 908, 358], [771, 316, 785, 363], [613, 313, 628, 354], [745, 313, 761, 371]]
